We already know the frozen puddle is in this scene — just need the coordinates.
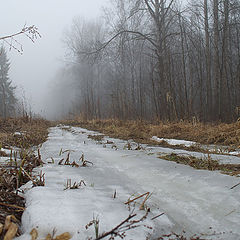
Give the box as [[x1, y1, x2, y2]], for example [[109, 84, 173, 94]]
[[16, 126, 240, 239]]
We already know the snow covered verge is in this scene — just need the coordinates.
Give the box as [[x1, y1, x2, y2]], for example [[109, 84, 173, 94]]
[[12, 126, 240, 239], [151, 136, 240, 156], [151, 136, 197, 147]]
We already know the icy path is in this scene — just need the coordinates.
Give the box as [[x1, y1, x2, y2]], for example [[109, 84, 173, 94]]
[[17, 126, 240, 240]]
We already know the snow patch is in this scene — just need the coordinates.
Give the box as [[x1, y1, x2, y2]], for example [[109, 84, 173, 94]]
[[152, 136, 196, 147], [14, 127, 240, 239]]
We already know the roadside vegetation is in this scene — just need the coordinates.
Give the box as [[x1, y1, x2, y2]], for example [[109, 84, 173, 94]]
[[61, 118, 240, 178], [0, 117, 50, 148], [0, 117, 50, 239], [1, 117, 239, 239], [161, 153, 240, 176], [61, 118, 240, 149]]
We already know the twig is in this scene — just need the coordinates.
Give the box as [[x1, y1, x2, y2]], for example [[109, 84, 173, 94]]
[[83, 160, 94, 166], [139, 192, 150, 210], [230, 182, 240, 189], [225, 209, 236, 216], [0, 25, 41, 54], [37, 149, 41, 160], [95, 214, 137, 240], [20, 167, 38, 186], [151, 212, 165, 220], [124, 192, 150, 205]]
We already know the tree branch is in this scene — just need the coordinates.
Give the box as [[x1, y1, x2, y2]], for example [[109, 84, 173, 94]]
[[79, 30, 157, 56], [0, 25, 41, 54], [0, 25, 40, 41]]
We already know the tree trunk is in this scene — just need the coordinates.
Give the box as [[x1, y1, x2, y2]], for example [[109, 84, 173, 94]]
[[204, 0, 212, 121]]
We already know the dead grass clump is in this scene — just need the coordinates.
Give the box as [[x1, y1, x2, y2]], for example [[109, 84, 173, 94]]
[[0, 117, 49, 234], [29, 228, 71, 240], [0, 117, 50, 149], [161, 153, 240, 176], [0, 133, 8, 140], [0, 149, 43, 191], [0, 151, 44, 238], [149, 121, 209, 144], [0, 192, 24, 221], [0, 193, 24, 239], [123, 142, 132, 150], [161, 153, 219, 170], [64, 179, 86, 190], [0, 150, 8, 157], [0, 215, 19, 240], [87, 134, 104, 142], [205, 122, 240, 146], [58, 152, 93, 167]]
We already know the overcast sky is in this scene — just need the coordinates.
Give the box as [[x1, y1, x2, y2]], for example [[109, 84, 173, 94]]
[[0, 0, 108, 115]]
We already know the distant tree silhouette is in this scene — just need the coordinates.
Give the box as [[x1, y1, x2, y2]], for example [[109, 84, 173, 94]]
[[0, 47, 16, 118]]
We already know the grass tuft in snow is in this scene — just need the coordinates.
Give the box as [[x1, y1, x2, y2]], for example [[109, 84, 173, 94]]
[[85, 215, 100, 239], [64, 179, 86, 190], [58, 151, 93, 167]]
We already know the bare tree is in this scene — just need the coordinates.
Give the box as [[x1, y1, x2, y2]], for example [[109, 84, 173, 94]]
[[58, 0, 240, 122]]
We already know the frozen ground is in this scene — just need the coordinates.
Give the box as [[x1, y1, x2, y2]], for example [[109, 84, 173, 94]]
[[9, 126, 240, 239], [152, 136, 240, 157], [152, 136, 196, 147]]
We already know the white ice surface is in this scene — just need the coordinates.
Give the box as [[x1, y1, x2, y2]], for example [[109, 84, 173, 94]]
[[15, 126, 240, 240], [151, 136, 240, 157]]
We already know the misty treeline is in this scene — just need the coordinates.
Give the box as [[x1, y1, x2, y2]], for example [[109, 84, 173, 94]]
[[0, 47, 16, 118], [57, 0, 240, 122]]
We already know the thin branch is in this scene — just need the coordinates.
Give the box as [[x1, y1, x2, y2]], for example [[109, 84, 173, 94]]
[[95, 214, 137, 240], [79, 30, 157, 56], [0, 25, 40, 41], [0, 25, 41, 54], [230, 182, 240, 189]]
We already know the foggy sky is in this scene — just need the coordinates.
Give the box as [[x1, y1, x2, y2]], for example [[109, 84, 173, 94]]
[[0, 0, 108, 116]]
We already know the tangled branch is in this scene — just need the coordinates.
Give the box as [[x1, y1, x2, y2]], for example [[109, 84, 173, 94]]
[[95, 209, 150, 240], [0, 25, 41, 54]]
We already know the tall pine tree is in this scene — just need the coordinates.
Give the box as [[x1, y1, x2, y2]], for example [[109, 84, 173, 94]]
[[0, 47, 16, 118]]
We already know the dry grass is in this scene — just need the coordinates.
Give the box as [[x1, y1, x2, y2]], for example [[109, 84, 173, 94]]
[[0, 150, 8, 157], [0, 117, 50, 235], [161, 153, 240, 176], [0, 149, 44, 233], [0, 117, 50, 149], [61, 118, 240, 148]]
